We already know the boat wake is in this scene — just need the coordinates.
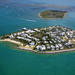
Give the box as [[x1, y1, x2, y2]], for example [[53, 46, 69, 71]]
[[21, 18, 37, 22]]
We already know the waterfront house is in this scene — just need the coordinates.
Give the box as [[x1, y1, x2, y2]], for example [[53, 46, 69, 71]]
[[36, 45, 42, 51], [55, 44, 59, 50], [13, 33, 17, 36], [34, 29, 40, 32], [58, 44, 64, 50], [47, 45, 51, 50], [41, 45, 46, 51], [9, 34, 14, 38], [51, 45, 55, 51], [26, 30, 35, 33], [22, 28, 27, 31]]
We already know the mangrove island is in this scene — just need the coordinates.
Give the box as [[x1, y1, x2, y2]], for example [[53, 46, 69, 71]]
[[39, 10, 67, 19]]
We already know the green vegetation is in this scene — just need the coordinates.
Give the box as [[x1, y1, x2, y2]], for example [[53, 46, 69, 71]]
[[39, 10, 67, 19], [0, 35, 9, 39]]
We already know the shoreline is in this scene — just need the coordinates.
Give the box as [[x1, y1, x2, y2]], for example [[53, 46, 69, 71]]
[[0, 39, 75, 54], [0, 39, 23, 46]]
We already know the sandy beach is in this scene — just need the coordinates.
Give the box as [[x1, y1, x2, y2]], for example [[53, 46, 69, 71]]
[[18, 46, 75, 54], [38, 48, 75, 54], [0, 39, 23, 46], [0, 39, 75, 54]]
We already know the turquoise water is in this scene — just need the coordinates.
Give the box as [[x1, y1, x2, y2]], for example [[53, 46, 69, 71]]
[[0, 0, 75, 75], [0, 42, 75, 75]]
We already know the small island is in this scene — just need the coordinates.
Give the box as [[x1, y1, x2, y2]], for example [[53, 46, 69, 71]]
[[39, 10, 67, 19], [0, 25, 75, 54]]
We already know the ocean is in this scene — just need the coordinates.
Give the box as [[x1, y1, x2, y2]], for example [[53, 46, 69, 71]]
[[0, 0, 75, 75]]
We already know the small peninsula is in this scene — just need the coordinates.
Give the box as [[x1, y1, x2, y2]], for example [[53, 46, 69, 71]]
[[39, 10, 67, 19], [0, 25, 75, 54]]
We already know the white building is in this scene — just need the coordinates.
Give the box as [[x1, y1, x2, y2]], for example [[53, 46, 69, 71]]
[[51, 45, 55, 51], [9, 34, 14, 38], [41, 45, 46, 51], [36, 45, 46, 51], [42, 37, 46, 40], [44, 41, 48, 44], [22, 27, 27, 31], [29, 42, 35, 46], [36, 45, 42, 50], [58, 44, 63, 50], [47, 45, 51, 50], [26, 30, 35, 33], [34, 29, 40, 32], [55, 44, 59, 50]]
